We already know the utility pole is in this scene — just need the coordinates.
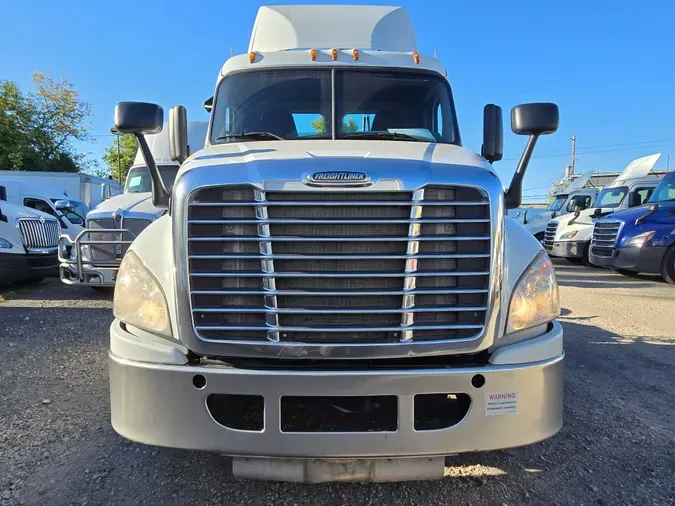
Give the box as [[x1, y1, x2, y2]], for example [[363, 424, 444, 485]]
[[570, 135, 576, 176]]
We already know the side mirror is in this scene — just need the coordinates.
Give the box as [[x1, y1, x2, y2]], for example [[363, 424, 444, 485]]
[[204, 96, 214, 113], [481, 104, 503, 163], [114, 102, 163, 135], [54, 199, 74, 211], [169, 106, 189, 164], [504, 102, 560, 209], [114, 102, 168, 208], [628, 191, 642, 208]]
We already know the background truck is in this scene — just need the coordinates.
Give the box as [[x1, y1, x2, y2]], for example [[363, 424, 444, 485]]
[[0, 200, 60, 284], [589, 170, 675, 281], [59, 121, 207, 286], [0, 170, 122, 209], [543, 154, 661, 264], [107, 4, 563, 483], [0, 180, 86, 246], [508, 171, 599, 240]]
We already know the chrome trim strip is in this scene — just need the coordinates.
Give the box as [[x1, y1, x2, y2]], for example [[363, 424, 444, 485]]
[[195, 324, 485, 332], [188, 218, 490, 224], [189, 200, 488, 207], [189, 253, 490, 260], [191, 288, 489, 296], [255, 189, 280, 342]]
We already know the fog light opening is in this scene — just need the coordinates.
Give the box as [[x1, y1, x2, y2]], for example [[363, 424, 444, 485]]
[[471, 374, 486, 389], [192, 374, 207, 390]]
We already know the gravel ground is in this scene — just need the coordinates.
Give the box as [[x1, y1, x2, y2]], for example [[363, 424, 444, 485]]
[[1, 264, 674, 505]]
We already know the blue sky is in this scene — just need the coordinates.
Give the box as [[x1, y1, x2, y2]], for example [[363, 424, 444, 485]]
[[1, 0, 674, 202]]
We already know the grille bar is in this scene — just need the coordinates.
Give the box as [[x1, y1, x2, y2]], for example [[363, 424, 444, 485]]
[[191, 288, 489, 296], [188, 236, 491, 242], [195, 324, 486, 332], [194, 306, 488, 314], [188, 218, 490, 224], [189, 253, 491, 260], [189, 200, 489, 207], [591, 221, 621, 257], [190, 271, 490, 278], [187, 185, 491, 345]]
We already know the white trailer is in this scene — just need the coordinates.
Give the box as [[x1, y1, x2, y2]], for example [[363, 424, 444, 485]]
[[0, 171, 122, 210]]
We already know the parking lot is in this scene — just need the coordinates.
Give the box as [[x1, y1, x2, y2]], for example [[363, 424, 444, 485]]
[[1, 261, 674, 506]]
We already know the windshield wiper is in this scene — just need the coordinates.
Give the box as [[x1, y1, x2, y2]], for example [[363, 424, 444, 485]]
[[341, 131, 421, 141], [216, 132, 284, 142]]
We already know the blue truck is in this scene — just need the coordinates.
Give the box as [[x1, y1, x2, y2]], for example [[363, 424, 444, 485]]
[[589, 171, 675, 283]]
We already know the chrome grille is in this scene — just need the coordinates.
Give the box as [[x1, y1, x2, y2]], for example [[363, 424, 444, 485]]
[[544, 221, 558, 249], [18, 218, 59, 251], [87, 217, 151, 262], [187, 185, 491, 345], [591, 221, 621, 257]]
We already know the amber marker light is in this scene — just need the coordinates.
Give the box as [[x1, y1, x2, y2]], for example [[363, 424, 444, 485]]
[[353, 49, 359, 61], [310, 48, 317, 61], [412, 52, 420, 64], [249, 52, 256, 63], [332, 48, 338, 61]]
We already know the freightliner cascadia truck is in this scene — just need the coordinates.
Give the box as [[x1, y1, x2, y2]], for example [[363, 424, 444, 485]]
[[107, 5, 563, 483]]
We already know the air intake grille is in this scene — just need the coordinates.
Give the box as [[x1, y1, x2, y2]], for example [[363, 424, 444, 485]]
[[187, 185, 491, 345], [87, 217, 151, 263], [591, 221, 621, 257], [18, 218, 59, 251], [544, 221, 558, 249]]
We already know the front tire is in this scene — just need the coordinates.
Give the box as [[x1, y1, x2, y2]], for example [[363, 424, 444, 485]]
[[616, 268, 641, 278], [660, 246, 675, 284]]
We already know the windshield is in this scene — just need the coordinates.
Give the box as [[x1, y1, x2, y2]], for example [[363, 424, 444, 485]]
[[125, 165, 179, 193], [595, 186, 628, 208], [566, 194, 592, 212], [649, 178, 675, 203], [549, 195, 568, 211], [211, 69, 460, 144]]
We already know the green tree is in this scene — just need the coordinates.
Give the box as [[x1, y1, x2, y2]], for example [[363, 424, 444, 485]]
[[101, 134, 138, 184], [309, 116, 360, 135], [0, 71, 92, 172]]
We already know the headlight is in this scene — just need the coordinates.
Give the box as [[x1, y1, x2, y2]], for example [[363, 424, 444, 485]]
[[0, 238, 12, 249], [624, 231, 654, 248], [560, 230, 578, 240], [507, 253, 560, 333], [113, 251, 171, 336]]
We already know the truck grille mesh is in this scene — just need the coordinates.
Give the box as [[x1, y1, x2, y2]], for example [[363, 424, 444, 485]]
[[18, 218, 59, 251], [591, 221, 621, 257], [187, 185, 491, 345], [87, 217, 151, 262], [544, 221, 558, 249]]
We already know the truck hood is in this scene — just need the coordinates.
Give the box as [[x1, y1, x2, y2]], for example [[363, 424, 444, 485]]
[[604, 201, 675, 225], [181, 140, 495, 175], [0, 200, 55, 220], [87, 192, 163, 220]]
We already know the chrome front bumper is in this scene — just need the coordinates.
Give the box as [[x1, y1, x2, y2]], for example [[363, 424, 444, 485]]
[[110, 324, 564, 459], [58, 229, 136, 286]]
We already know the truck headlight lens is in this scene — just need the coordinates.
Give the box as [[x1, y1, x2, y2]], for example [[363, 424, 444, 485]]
[[624, 231, 654, 248], [507, 253, 560, 333], [560, 230, 578, 240], [0, 238, 12, 249], [113, 251, 171, 336]]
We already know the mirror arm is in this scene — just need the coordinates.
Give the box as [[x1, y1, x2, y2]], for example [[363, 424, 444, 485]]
[[134, 133, 169, 209], [505, 134, 540, 209]]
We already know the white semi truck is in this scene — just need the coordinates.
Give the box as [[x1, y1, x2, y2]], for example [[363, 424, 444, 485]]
[[508, 171, 598, 240], [0, 200, 60, 284], [543, 154, 661, 264], [59, 121, 207, 286], [107, 5, 564, 483]]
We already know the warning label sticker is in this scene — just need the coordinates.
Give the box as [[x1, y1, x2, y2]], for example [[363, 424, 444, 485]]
[[485, 392, 518, 416]]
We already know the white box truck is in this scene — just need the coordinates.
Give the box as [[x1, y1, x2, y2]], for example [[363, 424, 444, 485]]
[[107, 5, 564, 482], [0, 170, 122, 209]]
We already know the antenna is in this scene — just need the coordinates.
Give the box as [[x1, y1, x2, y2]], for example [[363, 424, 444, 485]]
[[433, 46, 437, 58], [229, 45, 233, 58]]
